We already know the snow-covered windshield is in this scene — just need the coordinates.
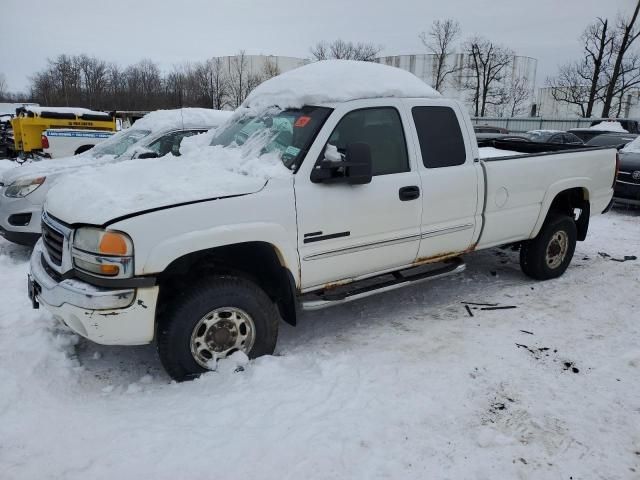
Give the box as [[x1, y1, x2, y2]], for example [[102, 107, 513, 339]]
[[210, 106, 331, 170], [90, 129, 151, 157], [525, 131, 556, 142]]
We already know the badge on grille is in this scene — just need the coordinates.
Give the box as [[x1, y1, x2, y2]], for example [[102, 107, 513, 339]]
[[633, 171, 640, 180]]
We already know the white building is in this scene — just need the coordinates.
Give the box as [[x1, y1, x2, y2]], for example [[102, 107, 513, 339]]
[[376, 54, 538, 117]]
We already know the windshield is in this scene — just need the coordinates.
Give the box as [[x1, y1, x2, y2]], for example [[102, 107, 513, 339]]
[[210, 106, 332, 170], [525, 131, 555, 142], [90, 128, 152, 157]]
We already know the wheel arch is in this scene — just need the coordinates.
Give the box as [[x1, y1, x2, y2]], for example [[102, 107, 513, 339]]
[[531, 183, 591, 241], [156, 241, 299, 326]]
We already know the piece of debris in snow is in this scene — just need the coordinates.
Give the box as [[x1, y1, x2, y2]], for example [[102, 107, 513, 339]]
[[610, 255, 637, 262], [520, 330, 534, 335], [465, 305, 474, 317], [598, 252, 610, 258], [461, 302, 499, 307], [563, 362, 580, 374], [481, 306, 518, 311]]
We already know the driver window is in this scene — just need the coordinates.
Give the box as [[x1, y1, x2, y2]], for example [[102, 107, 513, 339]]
[[148, 131, 200, 157], [326, 107, 409, 176]]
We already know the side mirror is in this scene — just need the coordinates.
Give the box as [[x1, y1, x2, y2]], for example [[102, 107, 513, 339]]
[[310, 143, 372, 185], [137, 151, 159, 159]]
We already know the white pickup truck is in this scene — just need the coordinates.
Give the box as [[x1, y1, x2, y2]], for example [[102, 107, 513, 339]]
[[27, 60, 617, 381]]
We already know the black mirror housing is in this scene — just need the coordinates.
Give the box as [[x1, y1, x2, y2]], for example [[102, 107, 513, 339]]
[[310, 142, 373, 185]]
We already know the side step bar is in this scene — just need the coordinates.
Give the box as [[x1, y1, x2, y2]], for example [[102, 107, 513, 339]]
[[301, 257, 466, 311]]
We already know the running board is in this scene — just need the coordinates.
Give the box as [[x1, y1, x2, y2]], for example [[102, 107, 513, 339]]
[[300, 257, 466, 311]]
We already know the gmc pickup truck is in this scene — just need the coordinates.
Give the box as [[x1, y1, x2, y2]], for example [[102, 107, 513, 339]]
[[27, 60, 617, 381]]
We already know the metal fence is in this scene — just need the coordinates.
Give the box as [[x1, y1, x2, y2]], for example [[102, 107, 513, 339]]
[[470, 117, 611, 133]]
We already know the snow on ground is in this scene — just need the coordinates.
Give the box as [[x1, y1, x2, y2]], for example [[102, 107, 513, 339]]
[[0, 209, 639, 479]]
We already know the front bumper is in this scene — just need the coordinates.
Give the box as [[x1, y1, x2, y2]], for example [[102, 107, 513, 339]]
[[0, 189, 43, 241], [29, 241, 158, 345], [614, 180, 640, 206]]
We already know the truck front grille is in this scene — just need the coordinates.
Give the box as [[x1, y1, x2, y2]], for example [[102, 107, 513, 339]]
[[41, 220, 64, 266]]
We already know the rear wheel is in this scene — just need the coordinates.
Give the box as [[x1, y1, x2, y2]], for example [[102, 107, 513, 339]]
[[157, 276, 280, 381], [520, 214, 577, 280]]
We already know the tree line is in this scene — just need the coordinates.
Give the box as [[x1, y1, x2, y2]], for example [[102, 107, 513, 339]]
[[547, 1, 639, 117], [0, 51, 281, 112], [1, 2, 638, 119]]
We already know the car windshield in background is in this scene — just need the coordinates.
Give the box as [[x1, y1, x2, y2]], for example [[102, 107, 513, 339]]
[[210, 106, 332, 169], [525, 131, 555, 142], [91, 129, 152, 157]]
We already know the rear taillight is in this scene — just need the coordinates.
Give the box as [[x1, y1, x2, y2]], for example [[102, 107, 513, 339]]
[[41, 135, 49, 149], [613, 152, 620, 187]]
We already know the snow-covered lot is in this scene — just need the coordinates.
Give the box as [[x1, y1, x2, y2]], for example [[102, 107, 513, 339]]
[[0, 208, 638, 479]]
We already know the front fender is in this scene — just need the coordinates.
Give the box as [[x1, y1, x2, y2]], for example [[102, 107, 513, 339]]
[[140, 222, 299, 282]]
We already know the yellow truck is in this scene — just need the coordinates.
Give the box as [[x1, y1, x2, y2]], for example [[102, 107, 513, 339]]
[[11, 106, 116, 159]]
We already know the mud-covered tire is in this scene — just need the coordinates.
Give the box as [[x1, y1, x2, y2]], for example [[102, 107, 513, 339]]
[[157, 275, 279, 382], [520, 214, 577, 280]]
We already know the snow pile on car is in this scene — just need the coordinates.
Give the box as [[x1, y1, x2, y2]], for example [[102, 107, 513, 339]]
[[0, 109, 231, 184], [589, 121, 628, 133], [243, 59, 440, 109], [621, 135, 640, 154], [131, 108, 232, 132]]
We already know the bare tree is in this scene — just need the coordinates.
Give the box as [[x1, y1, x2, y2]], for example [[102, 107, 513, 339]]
[[464, 37, 513, 117], [505, 76, 532, 117], [310, 39, 382, 61], [227, 51, 263, 108], [0, 73, 8, 101], [262, 57, 281, 80], [601, 1, 640, 117], [546, 63, 591, 117], [419, 19, 461, 92], [581, 18, 615, 117]]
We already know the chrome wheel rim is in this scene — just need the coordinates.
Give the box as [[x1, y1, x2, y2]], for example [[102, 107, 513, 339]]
[[545, 230, 569, 269], [190, 307, 256, 369]]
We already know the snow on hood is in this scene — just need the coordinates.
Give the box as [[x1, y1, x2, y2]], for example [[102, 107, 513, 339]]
[[0, 108, 232, 185], [589, 121, 628, 133], [45, 140, 290, 225], [243, 59, 440, 109], [621, 136, 640, 154]]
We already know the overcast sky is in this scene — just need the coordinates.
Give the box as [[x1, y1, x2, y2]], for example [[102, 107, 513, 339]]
[[2, 0, 635, 92]]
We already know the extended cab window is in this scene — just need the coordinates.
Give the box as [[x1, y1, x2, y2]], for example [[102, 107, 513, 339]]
[[412, 106, 466, 168], [327, 107, 409, 176]]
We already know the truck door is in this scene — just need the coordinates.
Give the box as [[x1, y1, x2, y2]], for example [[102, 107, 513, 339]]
[[294, 102, 423, 290], [407, 103, 480, 260]]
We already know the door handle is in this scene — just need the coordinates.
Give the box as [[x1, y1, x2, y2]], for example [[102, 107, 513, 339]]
[[399, 186, 420, 201]]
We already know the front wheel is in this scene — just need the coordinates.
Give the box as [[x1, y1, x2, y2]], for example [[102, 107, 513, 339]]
[[157, 276, 280, 381], [520, 214, 577, 280]]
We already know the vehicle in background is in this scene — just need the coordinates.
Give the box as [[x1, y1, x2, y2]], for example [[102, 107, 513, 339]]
[[474, 125, 509, 134], [0, 108, 232, 245], [585, 132, 638, 149], [475, 133, 529, 144], [614, 136, 640, 206], [41, 128, 116, 159], [525, 130, 584, 145], [590, 119, 640, 134], [0, 114, 14, 157], [26, 60, 617, 381], [10, 107, 117, 160]]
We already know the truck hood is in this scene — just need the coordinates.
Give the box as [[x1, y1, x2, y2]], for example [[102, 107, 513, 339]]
[[45, 145, 289, 225]]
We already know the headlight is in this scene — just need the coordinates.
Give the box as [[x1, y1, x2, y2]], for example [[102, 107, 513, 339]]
[[4, 177, 46, 198], [72, 227, 133, 277]]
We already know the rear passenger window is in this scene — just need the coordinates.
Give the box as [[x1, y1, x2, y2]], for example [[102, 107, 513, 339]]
[[412, 106, 466, 168], [326, 107, 409, 176]]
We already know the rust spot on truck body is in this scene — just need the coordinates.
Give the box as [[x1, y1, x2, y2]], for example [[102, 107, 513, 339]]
[[412, 244, 477, 267]]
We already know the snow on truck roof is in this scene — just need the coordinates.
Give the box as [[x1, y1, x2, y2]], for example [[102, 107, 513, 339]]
[[131, 108, 233, 132], [243, 60, 440, 109], [20, 106, 110, 117]]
